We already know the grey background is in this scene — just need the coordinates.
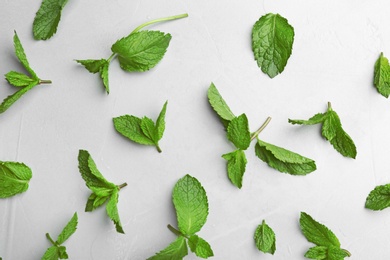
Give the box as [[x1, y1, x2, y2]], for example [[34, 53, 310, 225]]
[[1, 0, 390, 259]]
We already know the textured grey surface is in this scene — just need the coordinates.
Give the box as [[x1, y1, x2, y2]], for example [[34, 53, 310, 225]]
[[1, 0, 390, 259]]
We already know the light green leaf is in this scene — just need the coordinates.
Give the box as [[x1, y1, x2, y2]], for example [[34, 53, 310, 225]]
[[207, 83, 235, 125], [106, 189, 124, 234], [0, 161, 32, 198], [148, 236, 188, 260], [57, 246, 68, 259], [227, 114, 251, 150], [252, 13, 294, 78], [156, 101, 168, 141], [76, 59, 110, 93], [0, 83, 37, 114], [5, 71, 35, 87], [100, 62, 110, 93], [111, 30, 171, 72], [254, 220, 276, 255], [374, 52, 390, 98], [288, 113, 326, 125], [13, 32, 37, 78], [41, 246, 58, 260], [188, 235, 214, 259], [365, 183, 390, 210], [56, 212, 78, 245], [172, 174, 208, 235], [327, 246, 351, 259], [113, 115, 155, 145], [300, 212, 341, 248], [304, 246, 328, 259], [141, 117, 158, 143], [85, 193, 110, 212], [33, 0, 69, 40], [222, 149, 247, 189], [255, 140, 316, 175]]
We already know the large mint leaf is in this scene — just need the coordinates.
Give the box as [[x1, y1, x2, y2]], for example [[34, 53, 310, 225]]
[[113, 115, 155, 146], [227, 114, 251, 150], [254, 220, 276, 255], [365, 183, 390, 210], [0, 161, 32, 198], [56, 212, 78, 245]]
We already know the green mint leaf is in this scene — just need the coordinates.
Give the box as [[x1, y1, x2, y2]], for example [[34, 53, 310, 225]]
[[222, 149, 247, 189], [0, 83, 36, 114], [300, 212, 341, 248], [13, 31, 37, 78], [148, 236, 188, 260], [252, 13, 294, 78], [85, 193, 110, 212], [254, 220, 276, 255], [41, 246, 59, 260], [113, 115, 155, 145], [188, 235, 214, 259], [173, 174, 209, 235], [140, 117, 158, 142], [111, 30, 171, 72], [5, 71, 35, 87], [33, 0, 69, 40], [288, 113, 327, 125], [374, 52, 390, 98], [75, 59, 110, 93], [156, 101, 168, 141], [57, 246, 68, 259], [327, 246, 351, 259], [304, 246, 328, 259], [0, 161, 32, 198], [227, 114, 251, 150], [207, 83, 235, 127], [56, 212, 78, 245], [106, 189, 124, 234], [365, 183, 390, 210], [255, 139, 316, 175]]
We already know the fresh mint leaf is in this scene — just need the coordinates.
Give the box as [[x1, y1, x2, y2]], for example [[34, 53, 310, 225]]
[[78, 150, 127, 233], [365, 183, 390, 210], [113, 101, 167, 152], [0, 161, 32, 198], [207, 83, 235, 128], [148, 237, 188, 260], [33, 0, 69, 40], [222, 149, 247, 188], [227, 114, 251, 150], [76, 14, 187, 93], [42, 212, 77, 260], [304, 246, 327, 259], [188, 235, 214, 258], [255, 139, 316, 175], [1, 32, 51, 114], [254, 220, 276, 255], [289, 102, 357, 159], [252, 13, 294, 78], [374, 52, 390, 98], [173, 174, 208, 235]]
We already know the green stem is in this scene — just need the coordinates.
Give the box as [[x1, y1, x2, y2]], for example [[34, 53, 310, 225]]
[[131, 13, 189, 34], [342, 249, 351, 257], [250, 117, 272, 141], [118, 183, 127, 190], [46, 233, 57, 246], [156, 144, 162, 153], [39, 79, 52, 84], [107, 53, 116, 63], [167, 224, 188, 238], [327, 101, 332, 110]]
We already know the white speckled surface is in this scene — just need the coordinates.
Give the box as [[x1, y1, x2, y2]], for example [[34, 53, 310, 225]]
[[1, 0, 390, 259]]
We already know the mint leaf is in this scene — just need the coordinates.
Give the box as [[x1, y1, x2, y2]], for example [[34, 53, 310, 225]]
[[76, 59, 110, 93], [33, 0, 69, 40], [365, 183, 390, 210], [254, 220, 276, 255], [13, 31, 37, 78], [327, 246, 351, 259], [255, 139, 316, 175], [188, 235, 214, 259], [148, 236, 188, 260], [42, 212, 77, 260], [227, 114, 251, 150], [289, 102, 357, 159], [5, 71, 35, 87], [222, 149, 247, 188], [173, 174, 208, 235], [252, 13, 294, 78], [78, 150, 126, 233], [207, 83, 235, 127], [0, 161, 32, 198], [304, 246, 327, 259], [374, 52, 390, 98], [113, 101, 167, 152]]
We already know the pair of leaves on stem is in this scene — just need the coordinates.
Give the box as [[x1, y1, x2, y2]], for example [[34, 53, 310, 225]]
[[33, 0, 69, 40], [148, 175, 213, 259], [1, 32, 51, 114], [208, 83, 316, 189], [78, 150, 127, 234], [42, 212, 78, 260], [300, 212, 351, 260], [288, 102, 357, 159], [77, 13, 188, 93], [113, 101, 167, 153], [252, 13, 294, 78], [0, 161, 32, 198], [254, 220, 276, 255]]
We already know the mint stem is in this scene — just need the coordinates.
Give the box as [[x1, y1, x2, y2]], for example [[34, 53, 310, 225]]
[[250, 117, 272, 141], [167, 224, 187, 238], [118, 183, 127, 190], [107, 53, 116, 63], [327, 101, 332, 110], [46, 233, 57, 246], [156, 145, 162, 153], [342, 249, 351, 257], [131, 13, 189, 34], [39, 79, 52, 84]]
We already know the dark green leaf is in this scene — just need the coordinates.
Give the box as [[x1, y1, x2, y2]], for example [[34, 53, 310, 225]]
[[156, 101, 168, 141], [365, 183, 390, 210], [374, 52, 390, 98], [305, 246, 328, 259]]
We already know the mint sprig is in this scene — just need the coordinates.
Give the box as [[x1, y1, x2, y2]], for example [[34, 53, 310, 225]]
[[208, 83, 316, 188], [148, 175, 213, 259], [374, 52, 390, 98], [254, 220, 276, 255], [76, 13, 188, 93], [1, 32, 51, 114], [365, 183, 390, 210], [0, 161, 32, 198], [289, 102, 357, 159], [78, 150, 127, 233], [42, 212, 78, 260]]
